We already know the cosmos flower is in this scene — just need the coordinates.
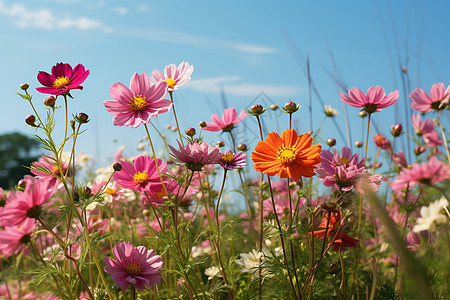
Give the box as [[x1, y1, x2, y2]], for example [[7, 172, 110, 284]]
[[413, 198, 449, 232], [169, 141, 222, 171], [104, 241, 163, 291], [113, 156, 169, 194], [411, 114, 442, 148], [373, 133, 391, 150], [203, 107, 248, 132], [103, 73, 172, 128], [339, 86, 399, 114], [219, 150, 247, 170], [235, 249, 264, 275], [0, 218, 36, 257], [31, 154, 69, 189], [205, 267, 223, 280], [36, 62, 89, 95], [409, 82, 450, 112], [251, 129, 321, 181], [152, 62, 194, 91]]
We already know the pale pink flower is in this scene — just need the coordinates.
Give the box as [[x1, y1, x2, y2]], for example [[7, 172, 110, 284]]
[[372, 133, 391, 150], [203, 107, 248, 132], [152, 62, 194, 91], [0, 218, 36, 257], [411, 114, 442, 148], [103, 241, 163, 291], [103, 73, 172, 128], [169, 141, 222, 171], [219, 150, 247, 170], [391, 151, 408, 168], [409, 82, 450, 112], [339, 86, 399, 114], [31, 155, 69, 189], [113, 156, 168, 194]]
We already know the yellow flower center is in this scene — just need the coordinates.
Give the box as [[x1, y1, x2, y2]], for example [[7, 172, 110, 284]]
[[133, 171, 149, 184], [155, 190, 166, 198], [277, 145, 297, 164], [221, 153, 234, 164], [125, 262, 142, 276], [165, 78, 177, 89], [52, 165, 60, 173], [130, 95, 148, 111], [53, 76, 70, 89], [340, 157, 350, 165], [105, 187, 116, 196]]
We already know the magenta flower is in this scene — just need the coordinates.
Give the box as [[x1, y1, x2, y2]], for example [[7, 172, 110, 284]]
[[203, 107, 248, 132], [0, 218, 36, 257], [409, 83, 450, 112], [36, 62, 89, 95], [390, 156, 450, 195], [0, 177, 54, 227], [113, 156, 168, 194], [316, 147, 382, 194], [31, 155, 69, 189], [152, 61, 194, 91], [372, 133, 391, 150], [339, 86, 399, 114], [411, 114, 442, 148], [103, 73, 173, 128], [219, 150, 247, 170], [169, 141, 222, 171], [104, 241, 163, 291]]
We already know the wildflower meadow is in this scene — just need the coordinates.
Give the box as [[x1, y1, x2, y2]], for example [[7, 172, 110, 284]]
[[1, 60, 450, 300]]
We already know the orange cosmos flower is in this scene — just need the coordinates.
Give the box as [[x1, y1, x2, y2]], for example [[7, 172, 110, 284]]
[[251, 129, 321, 181]]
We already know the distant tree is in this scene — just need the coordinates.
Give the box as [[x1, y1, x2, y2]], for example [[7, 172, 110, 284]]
[[0, 132, 41, 189]]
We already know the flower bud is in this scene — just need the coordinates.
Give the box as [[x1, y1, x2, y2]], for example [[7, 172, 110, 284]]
[[25, 115, 36, 126], [165, 124, 172, 129], [20, 83, 29, 91], [251, 104, 264, 114], [359, 110, 367, 118], [17, 179, 26, 190], [270, 104, 279, 110], [327, 263, 340, 274], [113, 162, 122, 171], [307, 130, 313, 136], [216, 140, 225, 147], [43, 96, 56, 106], [391, 124, 402, 137], [70, 120, 76, 131], [76, 112, 89, 124], [283, 101, 300, 113], [185, 127, 196, 137], [84, 186, 92, 197], [170, 126, 177, 132], [374, 162, 382, 169], [354, 141, 363, 148], [237, 143, 248, 151], [289, 181, 297, 189], [291, 232, 301, 241], [198, 121, 207, 128], [327, 138, 336, 147], [414, 146, 425, 156]]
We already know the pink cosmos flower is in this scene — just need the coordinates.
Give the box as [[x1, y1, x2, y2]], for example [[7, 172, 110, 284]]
[[409, 82, 450, 112], [339, 86, 399, 114], [390, 156, 450, 194], [0, 177, 54, 227], [372, 133, 391, 150], [0, 218, 36, 257], [113, 156, 168, 194], [152, 61, 194, 91], [103, 241, 163, 291], [169, 141, 222, 171], [36, 62, 89, 95], [316, 147, 382, 194], [31, 155, 69, 189], [411, 114, 442, 148], [203, 107, 248, 132], [103, 73, 173, 128], [391, 151, 408, 168], [219, 150, 247, 170]]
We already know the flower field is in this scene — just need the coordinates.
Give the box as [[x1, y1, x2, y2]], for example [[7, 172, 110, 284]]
[[0, 61, 449, 299]]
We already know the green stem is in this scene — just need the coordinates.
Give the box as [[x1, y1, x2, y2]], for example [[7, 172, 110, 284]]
[[144, 123, 168, 195], [169, 91, 185, 147]]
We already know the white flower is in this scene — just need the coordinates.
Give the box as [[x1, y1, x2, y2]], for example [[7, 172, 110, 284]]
[[205, 266, 222, 280], [413, 197, 449, 232], [323, 105, 339, 117], [235, 249, 264, 274]]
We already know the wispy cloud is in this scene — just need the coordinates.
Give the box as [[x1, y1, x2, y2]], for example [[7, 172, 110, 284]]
[[137, 4, 148, 12], [119, 27, 277, 55], [112, 6, 127, 15], [0, 1, 112, 33], [186, 76, 303, 97]]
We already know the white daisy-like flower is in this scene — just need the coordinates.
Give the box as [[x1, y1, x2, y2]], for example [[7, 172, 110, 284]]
[[235, 249, 264, 275], [204, 266, 222, 280], [323, 105, 339, 117], [413, 197, 449, 232]]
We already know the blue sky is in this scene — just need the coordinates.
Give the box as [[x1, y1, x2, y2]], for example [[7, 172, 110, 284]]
[[1, 0, 449, 170]]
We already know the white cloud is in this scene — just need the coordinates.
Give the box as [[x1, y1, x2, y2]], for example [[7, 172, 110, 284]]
[[112, 6, 127, 15], [137, 4, 148, 12], [186, 76, 303, 97], [0, 1, 112, 33]]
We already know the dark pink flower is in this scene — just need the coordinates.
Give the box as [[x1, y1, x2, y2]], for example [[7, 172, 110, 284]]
[[103, 241, 163, 291], [0, 218, 36, 257], [203, 107, 247, 132], [219, 150, 247, 170], [152, 61, 194, 91], [103, 73, 172, 128], [411, 114, 442, 148], [372, 133, 391, 150], [409, 83, 450, 112], [169, 141, 222, 171], [36, 62, 89, 95], [113, 156, 168, 194], [339, 86, 399, 114]]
